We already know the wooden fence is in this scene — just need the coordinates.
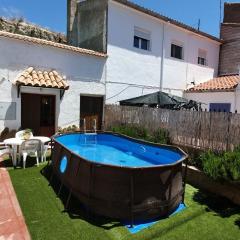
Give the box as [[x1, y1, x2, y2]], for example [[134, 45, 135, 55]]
[[104, 105, 240, 151]]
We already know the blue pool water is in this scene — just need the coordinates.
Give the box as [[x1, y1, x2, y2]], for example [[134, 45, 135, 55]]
[[56, 133, 183, 168]]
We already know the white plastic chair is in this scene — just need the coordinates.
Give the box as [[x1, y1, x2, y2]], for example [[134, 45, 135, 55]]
[[15, 130, 33, 164], [20, 139, 41, 169], [0, 142, 13, 158], [41, 142, 51, 162], [15, 130, 33, 140]]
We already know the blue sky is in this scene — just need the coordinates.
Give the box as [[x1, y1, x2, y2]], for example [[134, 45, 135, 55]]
[[0, 0, 239, 37]]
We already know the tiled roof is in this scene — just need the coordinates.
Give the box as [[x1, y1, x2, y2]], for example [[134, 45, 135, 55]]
[[0, 31, 107, 58], [113, 0, 222, 43], [15, 67, 69, 90], [185, 75, 240, 92]]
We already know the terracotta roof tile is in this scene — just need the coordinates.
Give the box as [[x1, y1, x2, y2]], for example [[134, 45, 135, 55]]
[[185, 75, 240, 92], [0, 31, 107, 58], [15, 67, 69, 90]]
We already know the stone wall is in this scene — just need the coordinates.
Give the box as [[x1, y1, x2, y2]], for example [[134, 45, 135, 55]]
[[224, 3, 240, 24], [0, 17, 66, 44], [185, 165, 240, 206], [67, 0, 78, 46], [219, 3, 240, 75], [67, 0, 108, 53], [219, 24, 240, 75]]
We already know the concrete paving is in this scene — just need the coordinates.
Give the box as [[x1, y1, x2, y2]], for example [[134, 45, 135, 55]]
[[0, 157, 31, 240]]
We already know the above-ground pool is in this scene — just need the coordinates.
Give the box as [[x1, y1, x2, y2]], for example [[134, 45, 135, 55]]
[[51, 132, 188, 223]]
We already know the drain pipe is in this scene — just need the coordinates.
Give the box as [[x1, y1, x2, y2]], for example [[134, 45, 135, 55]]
[[159, 23, 165, 91], [235, 67, 240, 112]]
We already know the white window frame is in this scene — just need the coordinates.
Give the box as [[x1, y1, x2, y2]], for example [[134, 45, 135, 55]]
[[170, 41, 184, 60], [133, 26, 151, 51], [198, 49, 208, 66]]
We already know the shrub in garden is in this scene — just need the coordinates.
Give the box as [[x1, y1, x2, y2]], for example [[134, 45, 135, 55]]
[[150, 128, 170, 144], [0, 127, 17, 141], [200, 148, 240, 182], [111, 125, 170, 145], [111, 125, 147, 139], [57, 125, 79, 134]]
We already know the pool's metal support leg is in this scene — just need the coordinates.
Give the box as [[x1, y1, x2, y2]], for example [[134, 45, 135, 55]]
[[182, 158, 189, 204], [86, 164, 93, 220], [49, 170, 54, 186], [86, 207, 91, 221], [57, 182, 63, 197], [65, 189, 72, 211], [130, 174, 134, 228], [167, 168, 174, 212]]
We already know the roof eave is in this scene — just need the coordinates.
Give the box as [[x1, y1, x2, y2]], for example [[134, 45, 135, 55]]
[[0, 31, 107, 58], [185, 89, 236, 93], [112, 0, 222, 44], [16, 83, 69, 91]]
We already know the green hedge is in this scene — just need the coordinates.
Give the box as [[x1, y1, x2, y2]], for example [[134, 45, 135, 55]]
[[200, 148, 240, 182], [110, 125, 170, 145]]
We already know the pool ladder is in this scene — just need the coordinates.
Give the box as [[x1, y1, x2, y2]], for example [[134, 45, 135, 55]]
[[83, 118, 97, 144], [83, 118, 97, 134]]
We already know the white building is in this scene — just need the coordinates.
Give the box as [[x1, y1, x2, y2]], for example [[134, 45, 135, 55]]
[[184, 75, 240, 113], [68, 0, 221, 103], [0, 31, 106, 135], [0, 0, 223, 135]]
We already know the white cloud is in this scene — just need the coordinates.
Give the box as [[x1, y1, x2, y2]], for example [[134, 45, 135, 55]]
[[0, 6, 23, 18]]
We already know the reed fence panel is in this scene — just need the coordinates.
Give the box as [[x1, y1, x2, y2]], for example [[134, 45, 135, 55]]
[[104, 105, 240, 151]]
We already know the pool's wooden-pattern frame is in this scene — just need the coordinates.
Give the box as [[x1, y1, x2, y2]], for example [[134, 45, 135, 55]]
[[51, 131, 188, 225]]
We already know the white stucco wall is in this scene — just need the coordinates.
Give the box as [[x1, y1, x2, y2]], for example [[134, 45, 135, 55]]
[[106, 0, 220, 103], [184, 91, 236, 112], [0, 36, 106, 132]]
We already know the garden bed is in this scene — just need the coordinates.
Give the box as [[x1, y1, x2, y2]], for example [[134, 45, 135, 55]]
[[185, 165, 240, 206]]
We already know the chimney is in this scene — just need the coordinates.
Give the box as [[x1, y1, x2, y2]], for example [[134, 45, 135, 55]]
[[67, 0, 78, 46], [66, 0, 108, 53], [223, 3, 240, 23], [218, 3, 240, 75]]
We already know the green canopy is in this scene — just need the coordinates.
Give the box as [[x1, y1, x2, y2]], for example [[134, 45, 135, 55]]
[[119, 91, 201, 110]]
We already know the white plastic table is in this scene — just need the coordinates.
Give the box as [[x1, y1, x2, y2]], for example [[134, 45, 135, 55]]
[[4, 136, 51, 167]]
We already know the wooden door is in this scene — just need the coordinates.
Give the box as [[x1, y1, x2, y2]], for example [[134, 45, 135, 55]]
[[40, 95, 55, 136], [21, 94, 55, 137], [21, 94, 41, 135], [80, 96, 104, 131]]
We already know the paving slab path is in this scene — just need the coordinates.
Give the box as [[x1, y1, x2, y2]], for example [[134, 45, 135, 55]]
[[0, 158, 31, 240]]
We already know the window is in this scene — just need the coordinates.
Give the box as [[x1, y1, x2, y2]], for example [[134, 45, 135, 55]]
[[133, 27, 151, 51], [198, 49, 207, 66], [171, 43, 183, 60], [209, 103, 231, 112]]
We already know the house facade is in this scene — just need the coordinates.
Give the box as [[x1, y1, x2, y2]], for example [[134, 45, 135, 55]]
[[184, 75, 240, 112], [67, 0, 221, 103], [0, 31, 106, 135], [184, 3, 240, 112], [0, 0, 222, 134]]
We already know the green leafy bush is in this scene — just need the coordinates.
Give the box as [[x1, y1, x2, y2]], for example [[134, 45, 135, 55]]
[[111, 125, 147, 139], [57, 125, 79, 134], [149, 128, 170, 144], [110, 125, 170, 145], [199, 148, 240, 182], [181, 146, 203, 170]]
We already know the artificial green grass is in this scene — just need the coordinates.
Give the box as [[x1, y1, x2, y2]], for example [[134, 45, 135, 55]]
[[8, 163, 240, 240]]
